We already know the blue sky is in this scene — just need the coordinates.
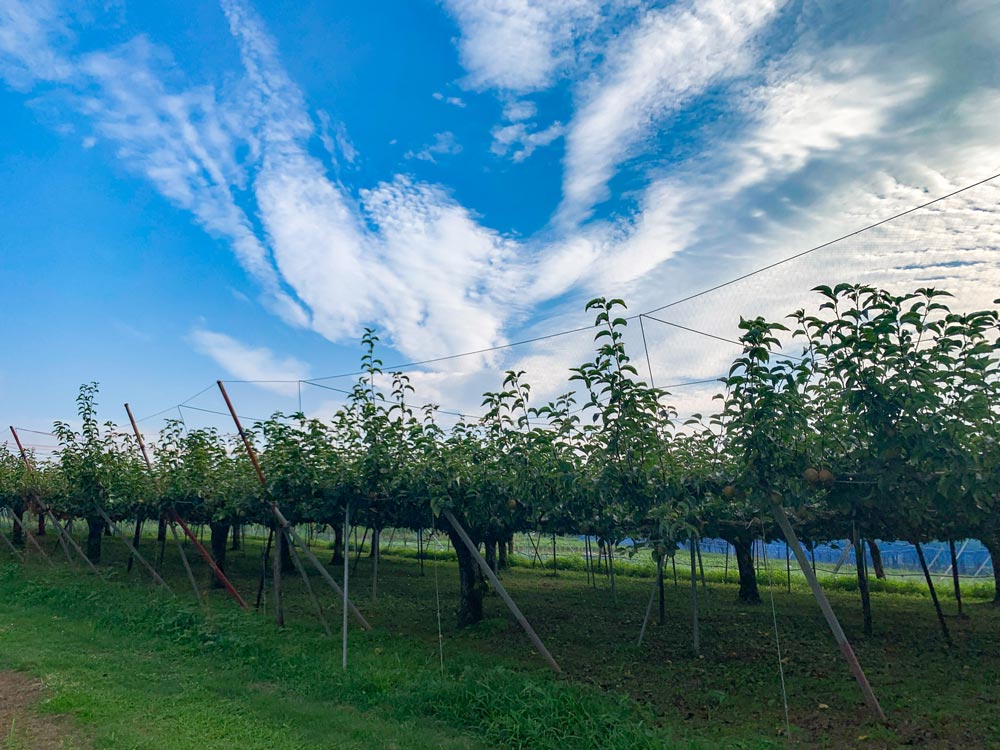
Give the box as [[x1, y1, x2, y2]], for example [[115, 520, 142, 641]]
[[1, 0, 999, 446]]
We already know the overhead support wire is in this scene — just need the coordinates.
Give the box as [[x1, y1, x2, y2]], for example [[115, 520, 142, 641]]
[[127, 169, 1000, 427]]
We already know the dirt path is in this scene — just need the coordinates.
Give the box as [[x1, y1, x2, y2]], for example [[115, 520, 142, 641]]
[[0, 671, 87, 749]]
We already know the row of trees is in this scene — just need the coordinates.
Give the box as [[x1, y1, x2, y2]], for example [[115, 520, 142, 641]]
[[1, 284, 998, 631]]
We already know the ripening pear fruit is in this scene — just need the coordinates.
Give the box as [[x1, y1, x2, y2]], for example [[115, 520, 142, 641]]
[[818, 469, 834, 484], [803, 467, 820, 484], [506, 498, 518, 511], [722, 484, 736, 498]]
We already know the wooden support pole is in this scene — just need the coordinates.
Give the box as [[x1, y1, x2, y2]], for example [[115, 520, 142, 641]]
[[124, 404, 248, 610], [947, 540, 965, 617], [690, 539, 699, 655], [0, 520, 25, 562], [770, 501, 885, 721], [285, 527, 330, 636], [272, 522, 285, 627], [832, 541, 854, 574], [4, 508, 53, 565], [342, 503, 350, 671], [637, 575, 657, 646], [657, 554, 665, 625], [915, 542, 951, 644], [95, 506, 172, 592], [169, 521, 202, 605], [48, 511, 104, 578], [443, 509, 561, 675], [256, 528, 274, 609], [274, 507, 371, 631]]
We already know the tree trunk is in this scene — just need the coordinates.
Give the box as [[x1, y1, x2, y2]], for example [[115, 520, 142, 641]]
[[37, 512, 46, 536], [210, 521, 231, 588], [10, 501, 24, 547], [369, 527, 380, 557], [484, 539, 498, 575], [447, 526, 485, 627], [330, 522, 344, 565], [230, 523, 241, 551], [498, 535, 510, 569], [982, 535, 1000, 605], [127, 517, 143, 573], [156, 516, 167, 569], [85, 516, 105, 563], [867, 539, 886, 579], [731, 535, 761, 604]]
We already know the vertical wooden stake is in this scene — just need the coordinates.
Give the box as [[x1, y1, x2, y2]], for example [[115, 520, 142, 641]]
[[657, 554, 665, 625], [690, 539, 699, 656], [273, 524, 285, 627], [948, 540, 964, 617], [343, 502, 350, 672]]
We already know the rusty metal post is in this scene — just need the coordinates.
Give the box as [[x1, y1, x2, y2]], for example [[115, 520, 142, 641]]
[[215, 382, 371, 630]]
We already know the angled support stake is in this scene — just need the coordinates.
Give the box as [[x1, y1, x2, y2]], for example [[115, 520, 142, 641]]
[[124, 403, 248, 610], [443, 509, 561, 675], [215, 382, 371, 630]]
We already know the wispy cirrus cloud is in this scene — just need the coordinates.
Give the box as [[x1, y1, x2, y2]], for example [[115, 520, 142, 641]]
[[557, 0, 786, 225], [3, 0, 1000, 422], [190, 328, 309, 396]]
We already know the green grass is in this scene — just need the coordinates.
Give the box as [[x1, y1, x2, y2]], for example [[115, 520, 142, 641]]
[[2, 528, 1000, 750]]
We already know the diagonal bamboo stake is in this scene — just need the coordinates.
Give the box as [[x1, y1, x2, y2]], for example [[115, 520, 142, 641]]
[[11, 427, 105, 577], [169, 521, 202, 606], [215, 382, 371, 630], [124, 404, 247, 610], [284, 527, 332, 636], [3, 507, 54, 566], [771, 500, 885, 721], [94, 506, 171, 592], [0, 518, 25, 562], [443, 509, 561, 675]]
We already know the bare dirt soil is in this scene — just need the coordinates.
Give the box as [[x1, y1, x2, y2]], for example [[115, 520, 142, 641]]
[[0, 671, 87, 750]]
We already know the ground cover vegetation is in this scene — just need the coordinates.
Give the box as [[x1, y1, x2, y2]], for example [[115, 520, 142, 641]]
[[1, 283, 999, 748]]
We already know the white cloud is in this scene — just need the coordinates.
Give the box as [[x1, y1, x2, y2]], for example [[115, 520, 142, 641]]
[[317, 109, 357, 165], [190, 329, 310, 396], [441, 0, 619, 92], [405, 131, 462, 162], [502, 99, 537, 121], [491, 120, 563, 161], [558, 0, 785, 225], [433, 91, 466, 107], [0, 0, 73, 88], [4, 0, 1000, 427]]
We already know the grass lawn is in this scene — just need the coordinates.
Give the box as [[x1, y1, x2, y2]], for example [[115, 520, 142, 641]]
[[1, 529, 998, 749]]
